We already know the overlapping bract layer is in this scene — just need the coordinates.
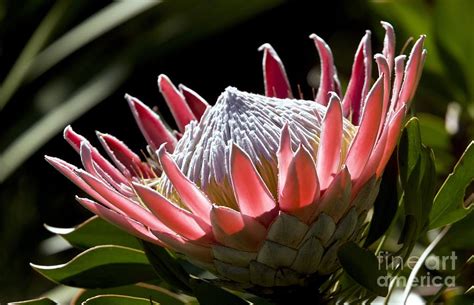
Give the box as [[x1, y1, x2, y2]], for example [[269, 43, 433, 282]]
[[46, 22, 426, 288]]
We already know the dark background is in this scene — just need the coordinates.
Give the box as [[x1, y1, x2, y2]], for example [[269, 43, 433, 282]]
[[0, 0, 472, 302]]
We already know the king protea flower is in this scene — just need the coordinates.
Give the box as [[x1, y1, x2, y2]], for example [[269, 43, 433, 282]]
[[46, 22, 425, 290]]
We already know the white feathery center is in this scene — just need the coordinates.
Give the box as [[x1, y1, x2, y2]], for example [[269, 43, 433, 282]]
[[159, 87, 356, 208]]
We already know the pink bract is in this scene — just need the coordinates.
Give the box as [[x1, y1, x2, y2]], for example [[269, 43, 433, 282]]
[[46, 22, 426, 288]]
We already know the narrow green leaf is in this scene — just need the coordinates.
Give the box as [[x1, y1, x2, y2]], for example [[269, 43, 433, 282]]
[[45, 216, 141, 250], [72, 283, 193, 305], [31, 245, 157, 288], [419, 146, 436, 229], [8, 298, 57, 305], [141, 242, 192, 294], [82, 295, 160, 305], [337, 242, 388, 297], [398, 117, 422, 187], [365, 155, 399, 247], [429, 141, 474, 229], [398, 117, 436, 241], [189, 278, 249, 305], [465, 286, 474, 295]]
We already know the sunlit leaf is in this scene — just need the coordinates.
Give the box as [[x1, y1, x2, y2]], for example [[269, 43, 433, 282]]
[[45, 216, 141, 250], [71, 283, 194, 305], [82, 295, 160, 305], [31, 245, 156, 288], [8, 298, 57, 305], [429, 141, 474, 229]]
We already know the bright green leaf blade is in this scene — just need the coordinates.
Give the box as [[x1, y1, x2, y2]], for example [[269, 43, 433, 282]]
[[8, 298, 57, 305], [82, 295, 160, 305], [45, 216, 141, 250], [189, 278, 249, 305], [338, 241, 388, 297], [429, 141, 474, 229], [31, 245, 157, 288], [72, 283, 193, 305]]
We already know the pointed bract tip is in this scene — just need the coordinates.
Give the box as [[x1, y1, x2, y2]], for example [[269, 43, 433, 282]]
[[258, 43, 273, 52], [124, 93, 134, 101], [380, 21, 393, 29], [63, 125, 73, 138], [157, 74, 172, 90], [328, 91, 340, 101], [374, 53, 386, 60], [95, 130, 106, 138], [177, 83, 187, 92], [44, 155, 53, 162], [157, 73, 168, 82], [156, 143, 169, 164]]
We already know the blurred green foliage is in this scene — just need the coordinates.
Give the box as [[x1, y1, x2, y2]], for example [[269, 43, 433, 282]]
[[0, 0, 472, 304]]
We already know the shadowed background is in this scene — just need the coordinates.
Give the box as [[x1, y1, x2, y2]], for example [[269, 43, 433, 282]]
[[0, 0, 472, 302]]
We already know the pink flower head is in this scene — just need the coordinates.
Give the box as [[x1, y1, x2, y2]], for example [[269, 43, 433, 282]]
[[46, 22, 426, 288]]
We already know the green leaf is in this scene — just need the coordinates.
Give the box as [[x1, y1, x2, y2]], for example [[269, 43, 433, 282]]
[[429, 141, 474, 229], [398, 118, 436, 238], [337, 242, 388, 297], [365, 155, 399, 247], [31, 245, 157, 288], [45, 216, 141, 249], [398, 215, 419, 247], [141, 242, 192, 294], [419, 146, 436, 229], [82, 295, 160, 305], [8, 298, 58, 305], [189, 278, 249, 305], [398, 117, 422, 187], [438, 212, 474, 250], [467, 256, 474, 265], [72, 283, 193, 305]]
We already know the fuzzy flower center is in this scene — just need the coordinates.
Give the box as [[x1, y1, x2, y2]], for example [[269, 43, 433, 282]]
[[158, 87, 357, 208]]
